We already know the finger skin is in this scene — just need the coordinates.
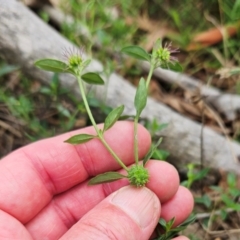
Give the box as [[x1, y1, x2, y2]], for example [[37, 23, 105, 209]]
[[0, 121, 194, 240], [60, 186, 161, 240], [26, 161, 181, 239], [146, 160, 180, 203], [0, 210, 32, 240], [160, 186, 194, 227], [0, 122, 150, 223], [105, 160, 180, 203]]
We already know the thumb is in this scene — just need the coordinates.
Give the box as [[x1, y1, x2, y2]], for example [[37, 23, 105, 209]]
[[60, 186, 161, 240]]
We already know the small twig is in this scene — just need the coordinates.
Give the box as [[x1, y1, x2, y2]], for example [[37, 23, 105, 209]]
[[0, 119, 22, 138], [195, 208, 235, 220], [202, 223, 240, 236]]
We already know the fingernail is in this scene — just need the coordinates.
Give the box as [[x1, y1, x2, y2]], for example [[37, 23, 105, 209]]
[[111, 186, 160, 228]]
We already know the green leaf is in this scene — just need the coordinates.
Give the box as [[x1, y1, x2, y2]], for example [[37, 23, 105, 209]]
[[158, 218, 167, 230], [143, 137, 163, 166], [220, 209, 228, 220], [35, 59, 70, 73], [194, 194, 212, 208], [134, 77, 147, 117], [119, 115, 135, 120], [161, 61, 183, 72], [152, 149, 170, 160], [121, 46, 150, 61], [81, 72, 104, 85], [193, 168, 209, 181], [103, 105, 124, 131], [166, 217, 175, 231], [221, 194, 240, 210], [227, 172, 236, 188], [64, 133, 95, 144], [88, 172, 127, 185], [0, 64, 19, 77], [180, 214, 196, 227], [154, 215, 196, 240], [171, 62, 183, 72], [229, 188, 240, 198]]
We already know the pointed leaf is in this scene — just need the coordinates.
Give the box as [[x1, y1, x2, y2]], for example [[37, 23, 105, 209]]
[[180, 214, 196, 227], [152, 149, 169, 160], [161, 61, 183, 72], [35, 59, 71, 73], [166, 217, 175, 231], [121, 46, 150, 61], [168, 226, 186, 232], [158, 218, 167, 229], [134, 77, 147, 117], [81, 72, 104, 85], [143, 137, 163, 166], [119, 114, 135, 120], [103, 105, 124, 131], [88, 172, 127, 185], [65, 133, 95, 144]]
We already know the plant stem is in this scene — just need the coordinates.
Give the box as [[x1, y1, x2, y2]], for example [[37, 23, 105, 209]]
[[77, 77, 99, 134], [133, 64, 155, 165], [146, 64, 155, 88], [77, 76, 129, 171], [134, 63, 155, 165], [100, 136, 129, 171]]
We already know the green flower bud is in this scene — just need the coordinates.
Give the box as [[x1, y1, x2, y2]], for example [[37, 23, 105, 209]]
[[156, 47, 171, 62], [128, 165, 149, 187], [63, 47, 84, 75], [68, 55, 82, 69], [152, 40, 179, 68]]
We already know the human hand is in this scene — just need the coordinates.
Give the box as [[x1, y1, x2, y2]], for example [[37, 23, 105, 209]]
[[0, 121, 193, 240]]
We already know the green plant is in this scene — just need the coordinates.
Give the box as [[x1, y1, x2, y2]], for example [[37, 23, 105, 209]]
[[153, 214, 196, 240], [181, 163, 209, 188], [194, 172, 240, 216], [192, 172, 240, 238], [61, 0, 142, 56], [35, 40, 181, 187], [145, 118, 170, 160], [211, 172, 240, 217], [34, 40, 192, 238], [0, 64, 84, 141]]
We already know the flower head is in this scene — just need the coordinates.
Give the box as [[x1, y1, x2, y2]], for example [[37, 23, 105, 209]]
[[62, 47, 84, 74], [152, 40, 179, 68], [128, 165, 149, 187]]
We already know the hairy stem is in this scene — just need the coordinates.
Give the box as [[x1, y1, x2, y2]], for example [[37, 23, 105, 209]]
[[133, 63, 155, 165], [77, 76, 129, 171], [146, 64, 155, 88]]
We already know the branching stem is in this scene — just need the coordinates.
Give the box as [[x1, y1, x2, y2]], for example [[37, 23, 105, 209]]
[[77, 76, 129, 171], [133, 63, 155, 164]]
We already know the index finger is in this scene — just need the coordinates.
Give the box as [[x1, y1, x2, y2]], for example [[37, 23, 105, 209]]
[[0, 121, 151, 223]]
